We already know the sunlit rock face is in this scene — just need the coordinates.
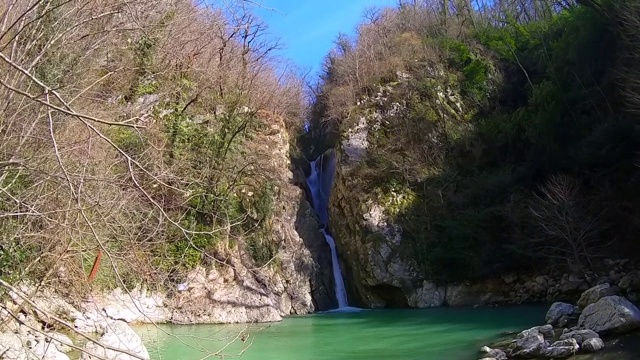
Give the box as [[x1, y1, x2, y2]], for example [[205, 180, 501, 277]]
[[165, 114, 335, 320]]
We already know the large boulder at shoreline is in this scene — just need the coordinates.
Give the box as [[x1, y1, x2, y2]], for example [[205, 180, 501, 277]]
[[545, 302, 577, 326], [516, 325, 554, 340], [578, 295, 640, 334], [559, 329, 599, 346], [577, 284, 617, 309], [539, 338, 579, 358], [479, 346, 507, 360], [509, 332, 547, 358], [81, 320, 149, 360], [582, 337, 605, 352], [168, 265, 283, 324], [101, 288, 169, 323]]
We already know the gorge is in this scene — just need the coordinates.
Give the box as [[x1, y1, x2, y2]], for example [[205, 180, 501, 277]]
[[305, 150, 349, 309], [3, 0, 640, 359]]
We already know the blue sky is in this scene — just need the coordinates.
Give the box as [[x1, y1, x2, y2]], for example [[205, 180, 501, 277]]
[[253, 0, 397, 77]]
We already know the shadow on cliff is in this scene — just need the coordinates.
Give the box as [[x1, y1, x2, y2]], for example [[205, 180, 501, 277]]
[[290, 164, 337, 311]]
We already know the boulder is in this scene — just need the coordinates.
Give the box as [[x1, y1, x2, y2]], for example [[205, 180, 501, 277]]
[[577, 283, 617, 309], [545, 302, 577, 326], [484, 349, 507, 360], [509, 332, 547, 358], [558, 329, 599, 346], [539, 338, 578, 358], [581, 337, 605, 352], [516, 324, 554, 340], [578, 295, 640, 334], [81, 321, 150, 360]]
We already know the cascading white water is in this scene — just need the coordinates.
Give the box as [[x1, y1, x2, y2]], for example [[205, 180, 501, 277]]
[[321, 229, 349, 308], [306, 151, 349, 309]]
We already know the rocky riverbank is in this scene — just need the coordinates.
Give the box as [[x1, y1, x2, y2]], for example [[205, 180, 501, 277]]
[[478, 282, 640, 360], [0, 244, 331, 360]]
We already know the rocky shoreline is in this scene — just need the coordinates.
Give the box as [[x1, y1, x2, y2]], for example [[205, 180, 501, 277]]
[[478, 282, 640, 360], [3, 257, 640, 359], [0, 258, 323, 360]]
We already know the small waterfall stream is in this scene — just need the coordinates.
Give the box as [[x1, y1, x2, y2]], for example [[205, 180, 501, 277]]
[[306, 151, 349, 309]]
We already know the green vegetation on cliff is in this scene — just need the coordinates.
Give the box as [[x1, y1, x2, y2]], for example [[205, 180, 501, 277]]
[[0, 0, 304, 294], [305, 0, 640, 282]]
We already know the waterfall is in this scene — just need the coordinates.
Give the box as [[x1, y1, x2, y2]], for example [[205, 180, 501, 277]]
[[306, 151, 349, 309], [321, 229, 349, 308]]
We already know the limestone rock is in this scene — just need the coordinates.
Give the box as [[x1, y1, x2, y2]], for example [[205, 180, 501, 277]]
[[342, 116, 369, 164], [545, 302, 577, 326], [578, 295, 640, 334], [516, 324, 554, 340], [445, 283, 475, 307], [45, 332, 74, 353], [0, 332, 30, 360], [578, 283, 617, 309], [581, 337, 605, 352], [483, 349, 507, 360], [169, 265, 283, 324], [408, 281, 445, 308], [539, 338, 578, 358], [32, 341, 71, 360], [81, 321, 150, 360], [101, 287, 169, 323], [559, 329, 599, 346], [509, 332, 547, 358]]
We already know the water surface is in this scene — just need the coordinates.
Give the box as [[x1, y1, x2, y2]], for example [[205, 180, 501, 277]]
[[136, 306, 547, 360]]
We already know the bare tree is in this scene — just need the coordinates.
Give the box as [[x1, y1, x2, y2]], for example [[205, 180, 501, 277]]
[[526, 175, 609, 275], [0, 0, 304, 358]]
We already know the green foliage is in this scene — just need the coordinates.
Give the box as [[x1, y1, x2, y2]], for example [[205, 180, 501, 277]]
[[110, 127, 145, 157], [314, 1, 640, 282], [441, 39, 491, 102]]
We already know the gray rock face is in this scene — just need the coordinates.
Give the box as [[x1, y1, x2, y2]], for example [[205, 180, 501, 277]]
[[82, 321, 150, 360], [509, 332, 547, 358], [342, 116, 370, 165], [578, 283, 617, 309], [408, 281, 445, 308], [445, 283, 476, 307], [582, 337, 605, 352], [578, 295, 640, 334], [169, 265, 284, 324], [539, 338, 578, 358], [484, 349, 507, 360], [517, 324, 554, 340], [559, 329, 599, 346], [545, 302, 577, 326]]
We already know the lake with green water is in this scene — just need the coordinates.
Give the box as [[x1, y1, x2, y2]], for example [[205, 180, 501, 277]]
[[135, 306, 547, 360]]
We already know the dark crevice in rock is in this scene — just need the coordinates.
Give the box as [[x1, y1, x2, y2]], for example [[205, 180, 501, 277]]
[[367, 285, 409, 308]]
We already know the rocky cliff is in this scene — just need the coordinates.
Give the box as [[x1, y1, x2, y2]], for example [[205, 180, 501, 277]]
[[149, 110, 335, 320], [328, 75, 466, 308]]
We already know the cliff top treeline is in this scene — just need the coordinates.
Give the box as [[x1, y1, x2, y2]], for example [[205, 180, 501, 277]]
[[302, 0, 640, 282], [0, 0, 306, 296]]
